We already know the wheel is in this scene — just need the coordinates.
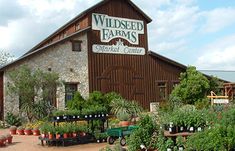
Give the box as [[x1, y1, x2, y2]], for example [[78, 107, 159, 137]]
[[107, 136, 115, 145], [120, 137, 126, 146]]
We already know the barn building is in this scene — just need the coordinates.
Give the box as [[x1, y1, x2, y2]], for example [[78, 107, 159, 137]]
[[0, 0, 187, 120]]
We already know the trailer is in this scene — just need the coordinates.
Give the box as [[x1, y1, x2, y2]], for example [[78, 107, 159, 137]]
[[106, 125, 138, 146]]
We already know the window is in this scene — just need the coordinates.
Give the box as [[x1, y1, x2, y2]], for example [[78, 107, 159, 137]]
[[158, 82, 167, 100], [71, 40, 82, 52], [65, 83, 78, 105]]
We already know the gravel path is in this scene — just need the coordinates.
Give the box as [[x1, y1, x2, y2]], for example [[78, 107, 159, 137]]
[[0, 129, 108, 151]]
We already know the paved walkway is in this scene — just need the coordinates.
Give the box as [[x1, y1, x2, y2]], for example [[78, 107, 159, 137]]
[[0, 129, 109, 151]]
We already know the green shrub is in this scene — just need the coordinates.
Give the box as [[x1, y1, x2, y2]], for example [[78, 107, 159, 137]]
[[5, 112, 21, 126], [66, 92, 85, 111], [127, 114, 158, 151]]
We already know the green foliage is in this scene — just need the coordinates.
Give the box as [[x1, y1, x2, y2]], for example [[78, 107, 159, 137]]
[[116, 111, 130, 121], [176, 136, 184, 147], [127, 114, 158, 151], [7, 66, 61, 122], [165, 138, 174, 148], [66, 92, 85, 110], [186, 125, 226, 150], [170, 66, 210, 105], [208, 76, 223, 95], [111, 97, 143, 122], [5, 112, 21, 126]]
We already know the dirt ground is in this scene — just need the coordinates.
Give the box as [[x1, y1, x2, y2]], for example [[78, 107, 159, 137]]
[[0, 129, 110, 151]]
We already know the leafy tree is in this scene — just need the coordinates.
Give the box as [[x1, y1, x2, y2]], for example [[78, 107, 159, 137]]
[[208, 76, 223, 95], [170, 66, 210, 105], [7, 66, 61, 122]]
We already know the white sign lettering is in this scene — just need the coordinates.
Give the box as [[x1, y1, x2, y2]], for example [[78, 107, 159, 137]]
[[213, 99, 229, 104], [92, 13, 144, 45], [92, 39, 145, 55]]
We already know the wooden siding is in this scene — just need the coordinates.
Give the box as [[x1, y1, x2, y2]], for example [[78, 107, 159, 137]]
[[39, 16, 89, 49], [87, 0, 185, 109]]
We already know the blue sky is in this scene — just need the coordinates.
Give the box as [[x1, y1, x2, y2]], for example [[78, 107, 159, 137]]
[[0, 0, 235, 71]]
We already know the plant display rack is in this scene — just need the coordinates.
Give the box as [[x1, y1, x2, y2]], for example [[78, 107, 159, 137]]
[[39, 113, 110, 147]]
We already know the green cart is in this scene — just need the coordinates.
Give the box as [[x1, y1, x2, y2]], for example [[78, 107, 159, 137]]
[[106, 125, 138, 146]]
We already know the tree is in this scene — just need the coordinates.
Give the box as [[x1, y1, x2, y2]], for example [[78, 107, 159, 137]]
[[7, 66, 61, 122], [0, 50, 14, 66], [170, 66, 210, 105]]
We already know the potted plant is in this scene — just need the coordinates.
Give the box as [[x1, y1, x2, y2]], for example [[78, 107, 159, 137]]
[[62, 124, 69, 139], [166, 138, 174, 151], [176, 136, 184, 151], [39, 123, 49, 138], [47, 125, 55, 140], [5, 134, 13, 144], [17, 126, 25, 135], [52, 110, 65, 121], [9, 126, 17, 135], [0, 135, 6, 147], [55, 126, 62, 139], [24, 127, 32, 135], [32, 127, 40, 136], [117, 111, 131, 127]]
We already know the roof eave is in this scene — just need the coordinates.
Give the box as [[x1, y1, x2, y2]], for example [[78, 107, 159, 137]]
[[0, 26, 91, 71]]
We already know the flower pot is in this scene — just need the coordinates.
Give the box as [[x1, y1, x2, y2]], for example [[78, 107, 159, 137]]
[[41, 133, 47, 138], [56, 134, 60, 139], [189, 127, 194, 133], [33, 129, 40, 136], [179, 146, 184, 151], [63, 133, 68, 139], [119, 121, 130, 127], [72, 133, 77, 138], [169, 126, 177, 134], [167, 148, 172, 151], [24, 129, 32, 135], [80, 132, 86, 137], [17, 129, 25, 135], [6, 136, 13, 144], [0, 139, 6, 147], [10, 129, 17, 135], [197, 127, 202, 132], [48, 133, 54, 140]]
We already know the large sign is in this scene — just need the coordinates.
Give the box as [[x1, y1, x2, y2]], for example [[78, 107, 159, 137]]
[[92, 13, 144, 45], [92, 39, 145, 55]]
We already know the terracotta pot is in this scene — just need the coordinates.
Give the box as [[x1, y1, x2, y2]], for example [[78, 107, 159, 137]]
[[80, 132, 86, 137], [63, 133, 68, 139], [10, 129, 17, 135], [33, 129, 40, 136], [17, 130, 25, 135], [119, 121, 130, 127], [56, 134, 60, 139], [6, 136, 13, 144], [41, 133, 47, 138], [48, 133, 53, 140], [0, 139, 6, 147], [72, 133, 77, 138], [24, 129, 32, 135]]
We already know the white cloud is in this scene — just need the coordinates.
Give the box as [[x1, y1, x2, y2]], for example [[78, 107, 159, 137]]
[[0, 0, 98, 57], [195, 34, 235, 70], [148, 2, 199, 53], [200, 7, 235, 33]]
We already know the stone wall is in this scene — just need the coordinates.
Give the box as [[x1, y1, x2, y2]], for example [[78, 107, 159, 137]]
[[3, 33, 89, 114]]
